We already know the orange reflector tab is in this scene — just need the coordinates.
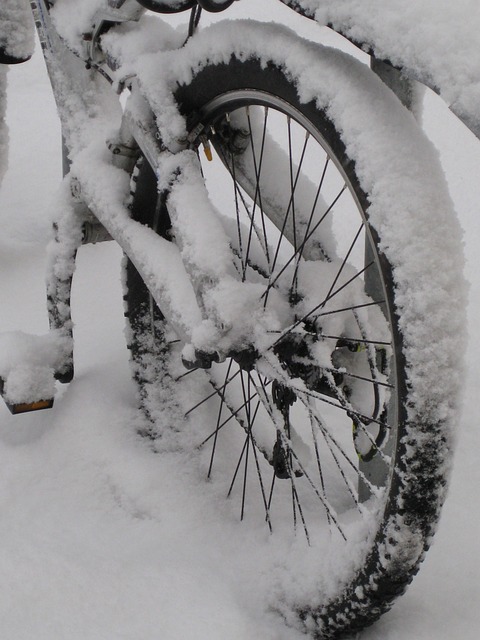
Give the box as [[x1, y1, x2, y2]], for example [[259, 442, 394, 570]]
[[9, 399, 54, 415], [0, 379, 54, 414], [203, 141, 213, 162]]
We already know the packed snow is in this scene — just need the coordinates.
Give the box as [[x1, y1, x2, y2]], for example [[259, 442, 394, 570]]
[[0, 1, 479, 639]]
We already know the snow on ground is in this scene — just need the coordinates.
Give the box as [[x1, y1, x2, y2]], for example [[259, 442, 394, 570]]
[[0, 2, 479, 639]]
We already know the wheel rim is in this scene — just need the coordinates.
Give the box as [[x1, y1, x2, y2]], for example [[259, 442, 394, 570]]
[[170, 90, 401, 551]]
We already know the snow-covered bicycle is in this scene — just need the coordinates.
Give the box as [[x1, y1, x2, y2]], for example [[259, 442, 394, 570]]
[[0, 1, 471, 638]]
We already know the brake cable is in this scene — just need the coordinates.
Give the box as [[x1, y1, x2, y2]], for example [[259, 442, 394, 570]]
[[188, 4, 203, 39]]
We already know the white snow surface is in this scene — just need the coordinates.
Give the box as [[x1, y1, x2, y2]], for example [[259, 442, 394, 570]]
[[0, 2, 478, 639], [0, 0, 34, 60], [284, 0, 480, 131]]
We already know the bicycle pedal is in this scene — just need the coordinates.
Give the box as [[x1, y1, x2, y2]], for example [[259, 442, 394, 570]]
[[0, 378, 54, 415], [0, 330, 70, 415], [0, 51, 32, 65]]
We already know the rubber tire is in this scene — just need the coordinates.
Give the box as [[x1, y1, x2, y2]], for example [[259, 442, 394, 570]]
[[125, 55, 452, 639]]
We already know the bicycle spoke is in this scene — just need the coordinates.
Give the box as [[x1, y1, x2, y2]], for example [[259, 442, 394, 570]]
[[250, 428, 273, 532], [306, 399, 381, 499], [229, 129, 245, 274], [278, 428, 347, 540], [198, 380, 267, 449], [308, 382, 390, 472], [317, 333, 391, 347], [244, 106, 270, 279], [307, 402, 332, 529], [251, 107, 272, 268], [174, 367, 200, 382], [321, 223, 365, 303], [322, 366, 393, 390], [260, 354, 391, 498], [312, 299, 386, 320], [286, 380, 392, 434], [239, 370, 251, 520], [250, 373, 346, 539], [185, 368, 242, 416], [262, 350, 393, 433], [280, 260, 376, 342], [218, 143, 273, 275], [269, 128, 305, 276], [262, 183, 347, 300], [208, 359, 234, 478], [270, 299, 385, 353], [289, 154, 331, 293], [294, 155, 330, 264]]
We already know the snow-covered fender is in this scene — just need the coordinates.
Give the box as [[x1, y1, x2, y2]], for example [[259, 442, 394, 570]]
[[278, 0, 480, 137]]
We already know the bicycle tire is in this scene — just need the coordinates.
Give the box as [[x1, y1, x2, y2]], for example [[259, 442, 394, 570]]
[[124, 46, 464, 638]]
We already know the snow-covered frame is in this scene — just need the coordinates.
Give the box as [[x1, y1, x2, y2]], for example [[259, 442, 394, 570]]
[[4, 0, 465, 636], [31, 0, 465, 510], [32, 0, 476, 362]]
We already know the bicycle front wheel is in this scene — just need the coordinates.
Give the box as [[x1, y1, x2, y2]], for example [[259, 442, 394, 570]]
[[126, 34, 465, 639]]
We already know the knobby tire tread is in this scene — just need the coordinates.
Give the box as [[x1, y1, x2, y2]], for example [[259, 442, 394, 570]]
[[125, 55, 450, 639]]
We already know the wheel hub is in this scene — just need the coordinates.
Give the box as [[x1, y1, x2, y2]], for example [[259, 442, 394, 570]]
[[273, 331, 344, 398]]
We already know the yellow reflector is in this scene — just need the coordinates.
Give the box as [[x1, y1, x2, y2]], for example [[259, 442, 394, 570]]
[[9, 399, 54, 415], [203, 143, 213, 162], [0, 377, 54, 414]]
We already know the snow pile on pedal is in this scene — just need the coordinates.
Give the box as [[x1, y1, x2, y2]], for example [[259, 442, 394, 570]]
[[0, 330, 72, 403], [0, 0, 34, 61]]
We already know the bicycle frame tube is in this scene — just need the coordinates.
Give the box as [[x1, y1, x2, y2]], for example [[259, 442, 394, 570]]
[[29, 0, 246, 353], [29, 0, 478, 377]]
